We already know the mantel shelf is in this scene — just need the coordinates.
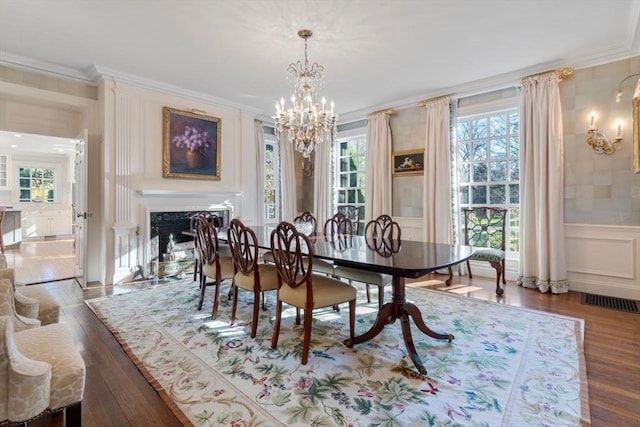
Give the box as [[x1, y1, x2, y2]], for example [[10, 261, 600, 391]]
[[136, 189, 242, 197]]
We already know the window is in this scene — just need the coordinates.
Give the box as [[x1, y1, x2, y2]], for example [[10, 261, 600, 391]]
[[455, 109, 519, 255], [263, 137, 280, 224], [333, 134, 366, 234], [19, 167, 56, 202]]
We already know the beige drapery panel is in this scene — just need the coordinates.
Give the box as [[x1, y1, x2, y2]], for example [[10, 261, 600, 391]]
[[254, 120, 265, 226], [279, 135, 297, 221], [313, 139, 332, 229], [518, 71, 569, 293], [421, 96, 453, 244], [365, 111, 393, 222]]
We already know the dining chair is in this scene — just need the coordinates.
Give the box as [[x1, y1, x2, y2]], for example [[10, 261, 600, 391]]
[[337, 205, 364, 236], [227, 219, 279, 338], [310, 212, 355, 276], [195, 221, 234, 319], [448, 206, 507, 295], [263, 211, 318, 264], [270, 221, 356, 365], [191, 212, 228, 283], [333, 214, 400, 309]]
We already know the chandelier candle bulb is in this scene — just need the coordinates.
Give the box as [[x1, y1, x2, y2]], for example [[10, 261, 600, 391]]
[[590, 114, 595, 130], [617, 122, 622, 138]]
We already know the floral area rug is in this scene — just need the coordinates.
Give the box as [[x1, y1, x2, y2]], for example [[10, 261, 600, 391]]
[[86, 280, 590, 426]]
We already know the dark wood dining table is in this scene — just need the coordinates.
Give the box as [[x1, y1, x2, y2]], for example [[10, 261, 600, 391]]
[[255, 226, 473, 374], [185, 225, 474, 374]]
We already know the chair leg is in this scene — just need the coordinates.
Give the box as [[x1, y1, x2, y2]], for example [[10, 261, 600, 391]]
[[377, 286, 384, 310], [446, 266, 453, 286], [197, 274, 207, 310], [261, 291, 267, 311], [365, 283, 371, 303], [348, 300, 355, 341], [502, 259, 506, 284], [211, 279, 221, 319], [466, 259, 473, 279], [230, 285, 239, 324], [301, 307, 312, 365], [250, 290, 260, 338], [491, 261, 504, 296], [64, 402, 82, 427], [271, 300, 283, 349], [193, 259, 199, 282], [295, 308, 301, 325]]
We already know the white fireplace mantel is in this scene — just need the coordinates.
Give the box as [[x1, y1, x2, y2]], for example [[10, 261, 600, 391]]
[[136, 189, 242, 197]]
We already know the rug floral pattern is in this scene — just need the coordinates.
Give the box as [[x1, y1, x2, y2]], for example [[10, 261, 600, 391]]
[[87, 280, 589, 426]]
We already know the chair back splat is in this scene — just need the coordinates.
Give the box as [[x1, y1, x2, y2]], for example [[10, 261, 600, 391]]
[[293, 211, 317, 236]]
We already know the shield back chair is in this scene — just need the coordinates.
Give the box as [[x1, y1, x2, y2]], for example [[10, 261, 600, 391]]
[[263, 211, 318, 264], [227, 219, 279, 338], [196, 221, 234, 319], [310, 212, 355, 276], [455, 206, 508, 295], [333, 214, 400, 309], [337, 205, 364, 236], [191, 211, 225, 284], [1, 314, 86, 427], [269, 221, 356, 365]]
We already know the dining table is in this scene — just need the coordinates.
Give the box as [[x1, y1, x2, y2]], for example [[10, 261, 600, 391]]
[[185, 225, 474, 374], [306, 232, 473, 375]]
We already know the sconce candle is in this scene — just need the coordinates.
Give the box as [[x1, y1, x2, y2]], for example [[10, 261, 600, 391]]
[[590, 114, 595, 130], [617, 123, 622, 138]]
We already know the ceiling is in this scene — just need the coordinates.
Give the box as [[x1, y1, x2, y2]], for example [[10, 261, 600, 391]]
[[1, 0, 639, 124]]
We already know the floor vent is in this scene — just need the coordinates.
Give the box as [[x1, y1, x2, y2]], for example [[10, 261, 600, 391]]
[[581, 293, 639, 313]]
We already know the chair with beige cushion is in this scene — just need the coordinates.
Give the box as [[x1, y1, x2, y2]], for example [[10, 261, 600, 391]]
[[333, 214, 400, 309], [1, 315, 86, 426], [196, 221, 234, 319], [0, 268, 60, 326], [0, 278, 40, 331], [227, 219, 279, 338], [270, 221, 356, 365]]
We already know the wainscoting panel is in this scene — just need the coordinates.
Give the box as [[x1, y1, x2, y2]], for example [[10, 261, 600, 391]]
[[565, 224, 639, 300]]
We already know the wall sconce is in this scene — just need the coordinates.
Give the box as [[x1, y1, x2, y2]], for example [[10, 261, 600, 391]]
[[586, 114, 622, 155]]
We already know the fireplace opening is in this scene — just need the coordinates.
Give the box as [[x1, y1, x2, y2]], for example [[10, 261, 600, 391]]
[[149, 209, 230, 264]]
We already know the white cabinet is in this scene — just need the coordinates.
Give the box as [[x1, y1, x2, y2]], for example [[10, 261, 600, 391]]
[[22, 208, 72, 237], [0, 154, 9, 189]]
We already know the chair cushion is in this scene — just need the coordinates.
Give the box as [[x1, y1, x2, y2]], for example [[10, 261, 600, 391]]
[[234, 263, 279, 292], [15, 323, 85, 411], [278, 274, 356, 309], [333, 265, 392, 287], [262, 251, 274, 263], [469, 248, 505, 264], [15, 286, 60, 325], [202, 256, 235, 280]]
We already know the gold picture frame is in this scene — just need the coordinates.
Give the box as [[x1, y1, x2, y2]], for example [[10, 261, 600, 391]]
[[162, 107, 221, 180], [633, 95, 640, 173], [392, 149, 425, 176]]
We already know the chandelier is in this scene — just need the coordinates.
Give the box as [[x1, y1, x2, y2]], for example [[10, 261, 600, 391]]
[[274, 29, 337, 158]]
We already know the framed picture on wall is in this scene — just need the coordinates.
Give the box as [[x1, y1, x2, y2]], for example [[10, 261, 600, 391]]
[[392, 149, 425, 176], [162, 107, 221, 180]]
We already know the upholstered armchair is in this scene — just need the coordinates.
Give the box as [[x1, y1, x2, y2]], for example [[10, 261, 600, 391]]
[[0, 278, 40, 331], [0, 268, 60, 325], [0, 315, 86, 426]]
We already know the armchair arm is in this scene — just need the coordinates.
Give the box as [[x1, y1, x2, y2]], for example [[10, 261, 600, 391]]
[[8, 342, 51, 421], [14, 291, 39, 320]]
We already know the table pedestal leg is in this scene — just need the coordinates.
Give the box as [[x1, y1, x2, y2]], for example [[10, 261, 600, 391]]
[[344, 276, 454, 375]]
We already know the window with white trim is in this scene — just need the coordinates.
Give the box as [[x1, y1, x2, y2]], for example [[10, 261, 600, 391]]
[[19, 167, 56, 202], [263, 136, 280, 224], [455, 109, 520, 255], [333, 134, 366, 234]]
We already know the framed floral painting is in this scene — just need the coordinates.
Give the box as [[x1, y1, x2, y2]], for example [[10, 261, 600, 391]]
[[162, 107, 221, 180]]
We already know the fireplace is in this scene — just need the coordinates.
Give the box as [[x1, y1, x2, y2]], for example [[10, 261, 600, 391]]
[[148, 208, 231, 277]]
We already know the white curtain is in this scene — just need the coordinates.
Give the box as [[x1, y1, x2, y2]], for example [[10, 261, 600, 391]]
[[313, 140, 332, 230], [518, 71, 569, 294], [279, 136, 297, 221], [365, 112, 392, 221], [254, 120, 265, 226], [422, 96, 453, 244]]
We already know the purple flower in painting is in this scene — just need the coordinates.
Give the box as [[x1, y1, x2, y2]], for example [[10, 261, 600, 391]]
[[172, 125, 213, 154]]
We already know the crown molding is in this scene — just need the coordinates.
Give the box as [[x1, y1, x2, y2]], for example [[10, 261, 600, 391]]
[[0, 52, 94, 85]]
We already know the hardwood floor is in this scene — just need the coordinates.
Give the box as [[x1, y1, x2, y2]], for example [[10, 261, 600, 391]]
[[17, 266, 640, 426]]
